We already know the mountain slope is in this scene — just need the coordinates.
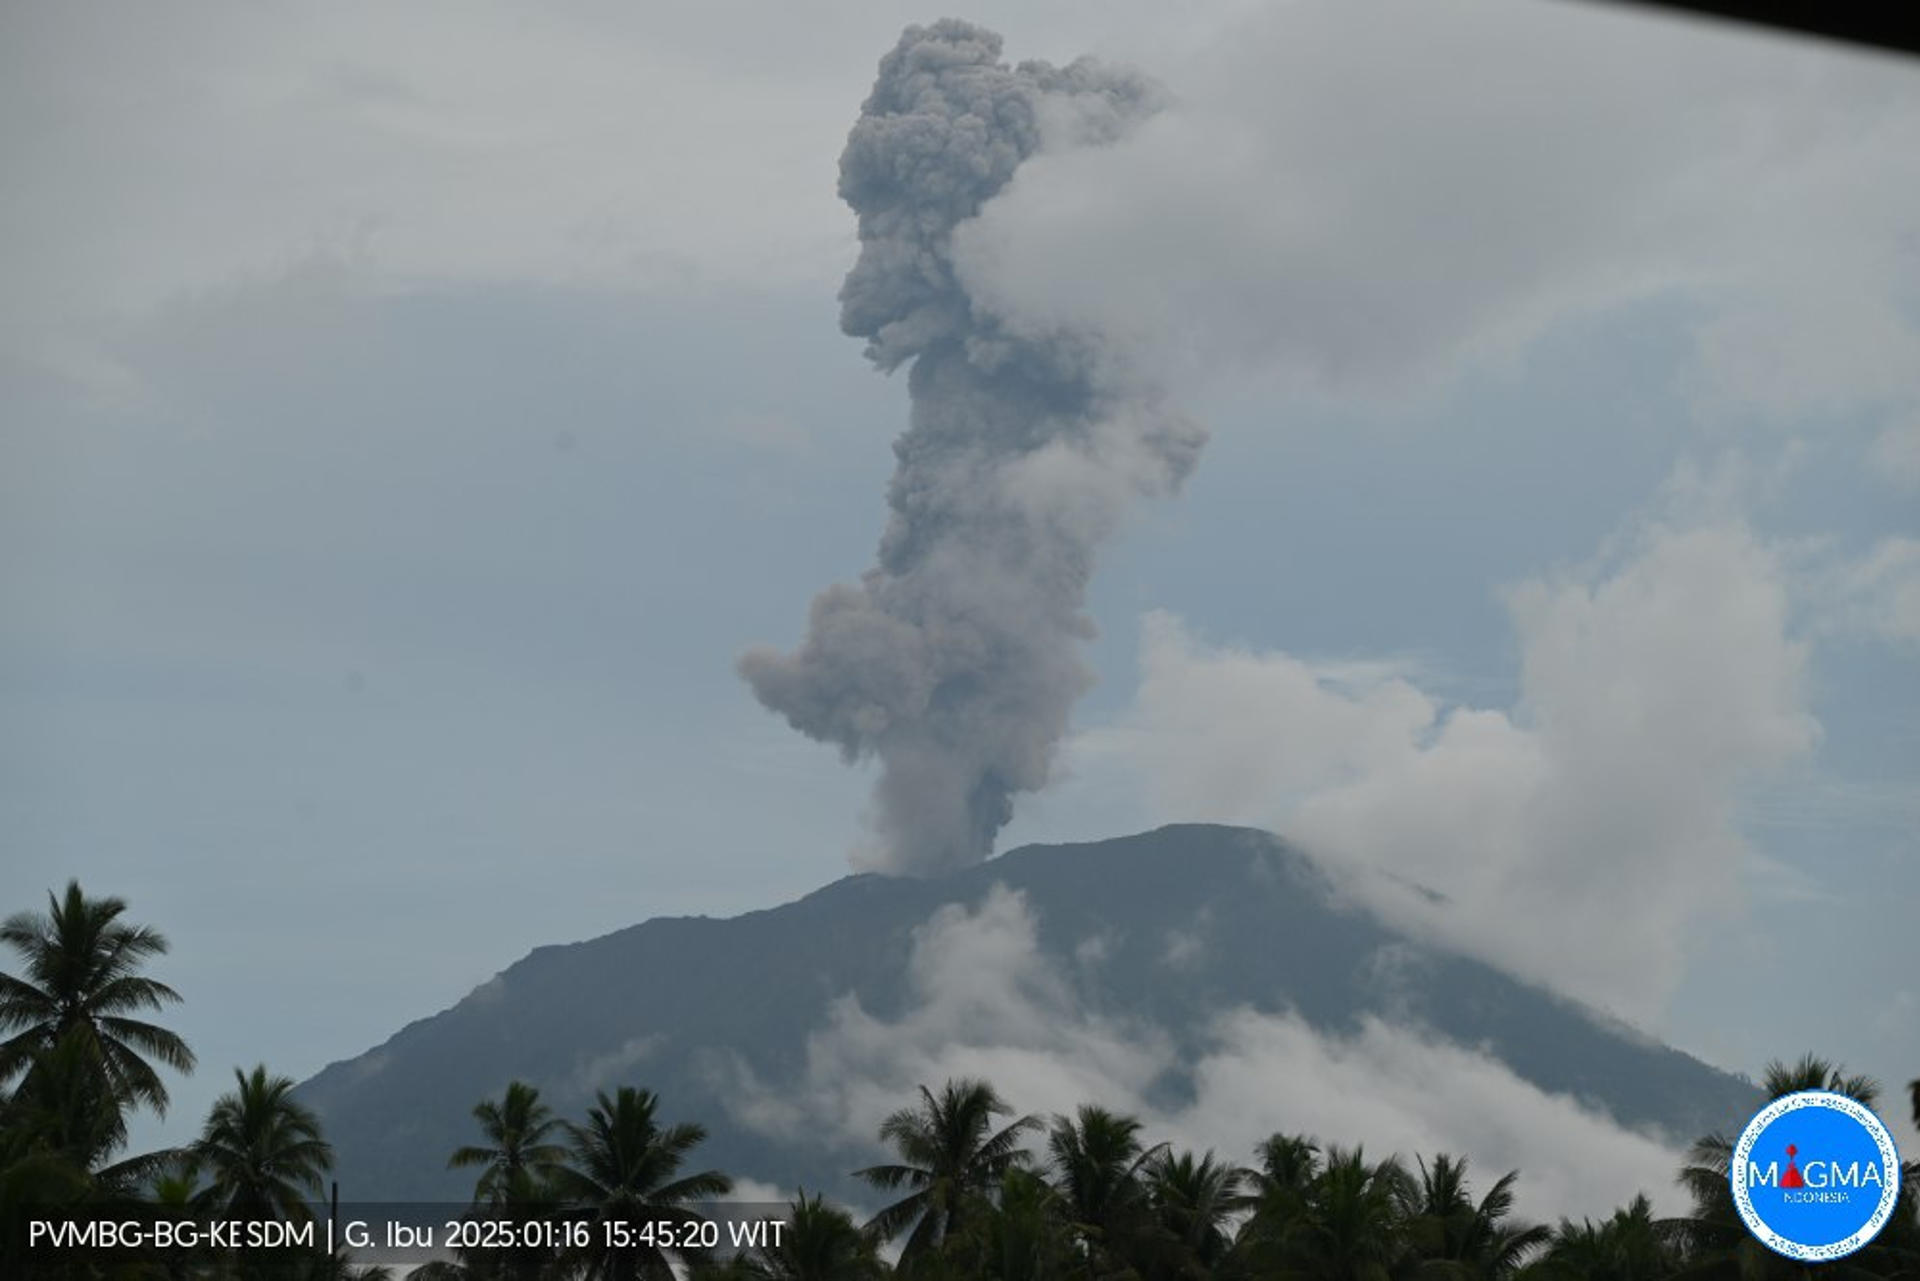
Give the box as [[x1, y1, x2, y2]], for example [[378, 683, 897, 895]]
[[297, 824, 1758, 1200]]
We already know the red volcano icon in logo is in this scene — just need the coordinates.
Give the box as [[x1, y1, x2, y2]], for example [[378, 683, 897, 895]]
[[1781, 1144, 1806, 1189]]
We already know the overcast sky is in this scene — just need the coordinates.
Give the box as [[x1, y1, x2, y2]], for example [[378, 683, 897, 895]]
[[3, 0, 1917, 1185]]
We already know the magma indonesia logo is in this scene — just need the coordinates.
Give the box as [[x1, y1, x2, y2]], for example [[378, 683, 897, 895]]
[[1731, 1090, 1902, 1263]]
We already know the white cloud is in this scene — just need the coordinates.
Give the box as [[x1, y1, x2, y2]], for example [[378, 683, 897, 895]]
[[726, 1177, 795, 1208], [1162, 925, 1206, 971], [1174, 1011, 1685, 1222], [723, 885, 1171, 1152], [1072, 509, 1817, 1023], [955, 0, 1920, 437], [1827, 537, 1920, 645], [572, 1034, 666, 1096], [0, 5, 849, 327], [0, 0, 1257, 352], [725, 887, 1685, 1221], [1871, 418, 1920, 489], [15, 1, 1914, 431]]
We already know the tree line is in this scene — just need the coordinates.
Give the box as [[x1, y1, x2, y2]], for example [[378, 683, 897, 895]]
[[4, 881, 1917, 1279]]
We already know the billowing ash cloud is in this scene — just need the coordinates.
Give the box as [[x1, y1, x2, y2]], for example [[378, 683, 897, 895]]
[[740, 21, 1204, 875]]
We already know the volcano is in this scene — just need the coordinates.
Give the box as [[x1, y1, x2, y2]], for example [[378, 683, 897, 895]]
[[297, 824, 1757, 1203]]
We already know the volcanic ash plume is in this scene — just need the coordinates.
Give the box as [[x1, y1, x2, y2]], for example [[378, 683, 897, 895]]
[[740, 21, 1205, 875]]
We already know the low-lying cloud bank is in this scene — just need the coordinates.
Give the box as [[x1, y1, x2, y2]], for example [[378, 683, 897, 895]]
[[724, 886, 1685, 1223], [1070, 497, 1835, 1027]]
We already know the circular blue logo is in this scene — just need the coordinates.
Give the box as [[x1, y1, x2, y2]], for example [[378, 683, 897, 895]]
[[1730, 1090, 1901, 1262]]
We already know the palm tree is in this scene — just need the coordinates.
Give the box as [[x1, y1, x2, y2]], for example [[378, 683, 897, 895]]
[[0, 1025, 179, 1198], [144, 1168, 211, 1281], [1140, 1148, 1245, 1280], [855, 1078, 1040, 1271], [1280, 1144, 1412, 1281], [1532, 1194, 1681, 1281], [724, 1190, 886, 1280], [451, 1080, 569, 1205], [1250, 1131, 1321, 1195], [405, 1266, 478, 1281], [953, 1166, 1078, 1281], [1046, 1105, 1165, 1277], [444, 1081, 570, 1281], [0, 880, 195, 1116], [275, 1248, 397, 1281], [1398, 1153, 1548, 1279], [549, 1085, 732, 1281], [1669, 1054, 1901, 1277], [1229, 1131, 1321, 1276], [192, 1064, 334, 1222], [0, 1033, 124, 1276], [1759, 1051, 1879, 1108]]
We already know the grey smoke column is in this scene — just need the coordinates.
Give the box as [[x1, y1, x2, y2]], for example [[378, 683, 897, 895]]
[[740, 21, 1205, 875]]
